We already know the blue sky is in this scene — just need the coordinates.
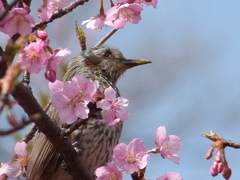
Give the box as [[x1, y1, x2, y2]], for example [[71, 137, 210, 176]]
[[1, 1, 240, 179]]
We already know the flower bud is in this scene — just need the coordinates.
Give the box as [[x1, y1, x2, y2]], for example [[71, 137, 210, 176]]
[[222, 167, 231, 180], [36, 30, 48, 41], [126, 0, 135, 3], [214, 150, 222, 162], [217, 162, 223, 173], [210, 166, 218, 177], [205, 147, 214, 159]]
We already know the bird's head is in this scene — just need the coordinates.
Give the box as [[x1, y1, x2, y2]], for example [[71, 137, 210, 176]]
[[81, 46, 151, 83]]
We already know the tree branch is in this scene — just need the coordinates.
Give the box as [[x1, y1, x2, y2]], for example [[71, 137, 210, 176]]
[[32, 0, 89, 32], [202, 130, 240, 149], [0, 117, 32, 136], [11, 82, 93, 180]]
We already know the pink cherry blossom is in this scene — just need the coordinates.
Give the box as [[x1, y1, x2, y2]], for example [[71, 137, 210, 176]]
[[155, 126, 182, 164], [45, 48, 71, 82], [95, 162, 123, 180], [142, 0, 158, 8], [0, 163, 9, 178], [40, 0, 68, 22], [113, 138, 149, 174], [116, 0, 143, 4], [96, 87, 129, 126], [36, 30, 48, 41], [2, 8, 35, 37], [157, 172, 183, 180], [49, 80, 63, 92], [81, 14, 106, 30], [0, 0, 4, 13], [207, 148, 232, 180], [115, 0, 157, 8], [18, 41, 49, 74], [7, 142, 29, 178], [51, 75, 99, 124], [104, 3, 143, 29]]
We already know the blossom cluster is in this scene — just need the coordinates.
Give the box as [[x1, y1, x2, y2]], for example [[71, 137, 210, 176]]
[[18, 30, 71, 82], [0, 142, 29, 179], [0, 0, 69, 37], [81, 0, 158, 29], [203, 130, 232, 180], [95, 126, 183, 180], [49, 75, 129, 125], [206, 148, 232, 180], [0, 0, 71, 82], [0, 1, 35, 37]]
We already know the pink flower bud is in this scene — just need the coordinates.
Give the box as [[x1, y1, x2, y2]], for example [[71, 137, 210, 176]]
[[126, 0, 135, 3], [205, 147, 214, 159], [217, 162, 223, 173], [210, 166, 218, 177], [222, 167, 231, 180], [45, 69, 56, 83], [36, 30, 48, 41], [214, 150, 222, 162], [0, 173, 8, 180]]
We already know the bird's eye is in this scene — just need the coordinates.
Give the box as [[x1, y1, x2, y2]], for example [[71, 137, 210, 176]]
[[102, 49, 112, 57]]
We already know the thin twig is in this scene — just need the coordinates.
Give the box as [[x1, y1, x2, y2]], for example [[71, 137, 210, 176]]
[[21, 124, 37, 143], [0, 118, 32, 136], [94, 28, 118, 47], [202, 130, 240, 149], [32, 0, 89, 32]]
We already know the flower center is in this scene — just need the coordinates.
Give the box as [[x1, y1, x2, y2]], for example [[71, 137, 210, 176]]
[[108, 173, 118, 180], [69, 98, 77, 107], [127, 154, 136, 163], [163, 142, 173, 152], [78, 90, 84, 98], [13, 15, 25, 25], [119, 8, 134, 20], [29, 51, 40, 62], [16, 155, 30, 167]]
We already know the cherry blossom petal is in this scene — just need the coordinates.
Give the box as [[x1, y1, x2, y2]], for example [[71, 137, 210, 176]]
[[49, 80, 63, 92], [14, 142, 27, 157], [74, 103, 89, 119], [157, 172, 183, 180], [96, 99, 111, 110], [59, 107, 77, 124]]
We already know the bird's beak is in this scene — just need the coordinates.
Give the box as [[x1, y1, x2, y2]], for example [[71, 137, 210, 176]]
[[121, 59, 152, 67]]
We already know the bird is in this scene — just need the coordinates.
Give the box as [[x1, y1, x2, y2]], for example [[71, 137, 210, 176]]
[[26, 46, 151, 180]]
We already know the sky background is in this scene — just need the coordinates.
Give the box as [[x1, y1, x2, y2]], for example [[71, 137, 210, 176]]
[[1, 0, 240, 179]]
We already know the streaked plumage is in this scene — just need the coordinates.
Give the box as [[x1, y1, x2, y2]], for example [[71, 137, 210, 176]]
[[26, 46, 151, 180]]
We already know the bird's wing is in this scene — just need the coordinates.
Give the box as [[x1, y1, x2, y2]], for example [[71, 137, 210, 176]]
[[26, 108, 60, 180]]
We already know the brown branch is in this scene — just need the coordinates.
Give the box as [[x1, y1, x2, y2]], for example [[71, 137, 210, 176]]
[[21, 102, 52, 144], [0, 117, 32, 136], [223, 141, 240, 149], [202, 130, 240, 149], [11, 82, 93, 180], [21, 124, 37, 144], [32, 0, 89, 32], [131, 168, 148, 180]]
